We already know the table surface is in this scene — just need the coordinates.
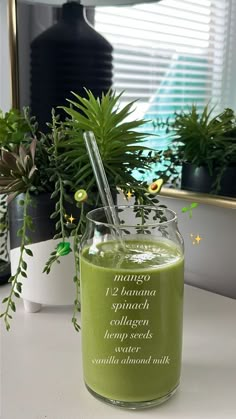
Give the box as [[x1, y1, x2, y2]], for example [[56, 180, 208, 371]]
[[0, 284, 236, 419]]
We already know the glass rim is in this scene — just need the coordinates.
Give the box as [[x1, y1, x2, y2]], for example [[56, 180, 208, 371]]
[[86, 205, 178, 228]]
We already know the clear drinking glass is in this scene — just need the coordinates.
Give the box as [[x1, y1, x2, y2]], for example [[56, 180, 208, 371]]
[[80, 205, 184, 409]]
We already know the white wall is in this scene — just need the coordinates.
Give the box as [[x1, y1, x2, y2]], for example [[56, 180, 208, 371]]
[[0, 0, 11, 112], [157, 197, 236, 299]]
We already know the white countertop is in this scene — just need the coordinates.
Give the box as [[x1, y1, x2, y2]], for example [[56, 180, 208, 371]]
[[0, 284, 236, 419]]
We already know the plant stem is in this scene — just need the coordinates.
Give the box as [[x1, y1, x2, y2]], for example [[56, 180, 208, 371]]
[[51, 112, 66, 241], [58, 176, 66, 241], [72, 204, 84, 332], [1, 190, 31, 330]]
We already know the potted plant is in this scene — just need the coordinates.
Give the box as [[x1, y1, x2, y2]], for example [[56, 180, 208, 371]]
[[153, 104, 236, 197], [0, 90, 160, 331]]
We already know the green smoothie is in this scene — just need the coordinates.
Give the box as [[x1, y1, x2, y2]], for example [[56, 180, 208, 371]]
[[80, 238, 184, 403]]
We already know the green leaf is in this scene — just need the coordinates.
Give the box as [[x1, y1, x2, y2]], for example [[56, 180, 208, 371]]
[[62, 180, 73, 186], [49, 174, 57, 182], [25, 248, 33, 256], [50, 190, 59, 199], [190, 202, 198, 209], [16, 282, 22, 293], [50, 212, 58, 219], [10, 301, 16, 312], [55, 221, 61, 230], [2, 297, 8, 304], [22, 260, 27, 270]]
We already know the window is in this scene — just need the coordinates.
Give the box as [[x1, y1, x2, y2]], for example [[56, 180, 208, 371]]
[[95, 0, 235, 142]]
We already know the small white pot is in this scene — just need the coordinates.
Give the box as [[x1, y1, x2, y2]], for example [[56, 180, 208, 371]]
[[10, 238, 76, 313]]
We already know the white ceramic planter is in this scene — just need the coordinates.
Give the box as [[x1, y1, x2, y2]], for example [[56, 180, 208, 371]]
[[10, 238, 76, 312]]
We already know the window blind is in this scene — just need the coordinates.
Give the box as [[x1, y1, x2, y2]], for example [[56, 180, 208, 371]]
[[95, 0, 233, 132]]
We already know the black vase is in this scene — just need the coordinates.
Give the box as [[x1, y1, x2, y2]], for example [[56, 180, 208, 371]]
[[181, 162, 236, 197], [30, 1, 113, 129]]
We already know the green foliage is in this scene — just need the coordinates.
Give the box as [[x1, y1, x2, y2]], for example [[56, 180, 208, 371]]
[[0, 90, 162, 331], [153, 104, 236, 193], [61, 89, 154, 192], [0, 108, 37, 149], [172, 105, 236, 169], [153, 145, 181, 188]]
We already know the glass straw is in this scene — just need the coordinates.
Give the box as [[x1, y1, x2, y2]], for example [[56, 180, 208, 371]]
[[83, 131, 125, 249]]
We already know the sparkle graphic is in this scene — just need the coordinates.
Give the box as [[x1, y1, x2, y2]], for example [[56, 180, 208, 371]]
[[190, 234, 203, 245], [68, 214, 76, 224], [195, 234, 202, 244], [125, 191, 133, 200]]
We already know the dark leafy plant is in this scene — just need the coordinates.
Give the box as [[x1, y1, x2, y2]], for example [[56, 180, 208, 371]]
[[0, 108, 37, 148], [0, 90, 163, 331], [151, 144, 182, 188], [153, 104, 236, 193]]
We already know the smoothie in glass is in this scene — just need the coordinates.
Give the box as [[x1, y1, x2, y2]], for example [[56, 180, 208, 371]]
[[80, 238, 184, 405]]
